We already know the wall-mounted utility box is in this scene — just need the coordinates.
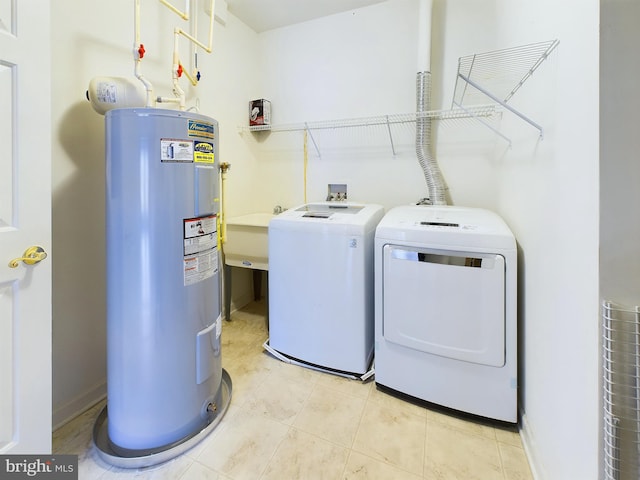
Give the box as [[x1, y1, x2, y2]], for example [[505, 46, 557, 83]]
[[249, 99, 271, 126], [327, 183, 347, 201]]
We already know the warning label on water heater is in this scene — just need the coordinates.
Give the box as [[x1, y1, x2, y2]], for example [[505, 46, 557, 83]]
[[183, 214, 218, 286], [161, 139, 194, 163]]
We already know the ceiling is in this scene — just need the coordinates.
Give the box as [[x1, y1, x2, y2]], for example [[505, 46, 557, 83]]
[[224, 0, 387, 33]]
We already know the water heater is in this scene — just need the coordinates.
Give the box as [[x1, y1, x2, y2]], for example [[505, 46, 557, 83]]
[[94, 108, 231, 467]]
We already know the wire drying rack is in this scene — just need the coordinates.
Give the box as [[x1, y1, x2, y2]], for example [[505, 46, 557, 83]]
[[602, 301, 640, 480], [243, 105, 498, 157], [245, 105, 498, 133], [453, 39, 559, 139]]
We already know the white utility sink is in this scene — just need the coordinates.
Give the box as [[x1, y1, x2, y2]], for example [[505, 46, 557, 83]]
[[223, 212, 274, 321], [223, 212, 273, 271]]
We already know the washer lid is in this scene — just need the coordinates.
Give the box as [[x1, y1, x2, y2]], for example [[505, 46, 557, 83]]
[[270, 202, 385, 233], [297, 203, 364, 217]]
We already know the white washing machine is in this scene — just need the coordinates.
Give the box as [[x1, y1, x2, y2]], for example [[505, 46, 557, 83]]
[[267, 202, 385, 376], [374, 205, 517, 422]]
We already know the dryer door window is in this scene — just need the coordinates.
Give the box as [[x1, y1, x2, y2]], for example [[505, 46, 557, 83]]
[[382, 245, 505, 367]]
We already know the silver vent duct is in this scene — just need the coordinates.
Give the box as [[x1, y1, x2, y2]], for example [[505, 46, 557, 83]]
[[416, 71, 447, 205]]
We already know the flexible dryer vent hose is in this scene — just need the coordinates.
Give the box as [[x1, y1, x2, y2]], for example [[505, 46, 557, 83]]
[[416, 71, 447, 205]]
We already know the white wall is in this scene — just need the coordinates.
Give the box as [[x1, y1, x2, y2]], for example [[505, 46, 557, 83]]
[[50, 1, 602, 477], [243, 0, 432, 210]]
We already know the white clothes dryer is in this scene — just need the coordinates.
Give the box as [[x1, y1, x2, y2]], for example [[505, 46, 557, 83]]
[[374, 205, 517, 422]]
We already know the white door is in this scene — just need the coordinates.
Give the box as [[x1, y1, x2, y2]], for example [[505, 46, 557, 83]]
[[0, 1, 52, 454]]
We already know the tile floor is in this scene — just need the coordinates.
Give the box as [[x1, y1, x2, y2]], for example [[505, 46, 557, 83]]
[[53, 300, 533, 479]]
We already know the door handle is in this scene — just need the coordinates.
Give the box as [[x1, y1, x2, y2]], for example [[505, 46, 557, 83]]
[[8, 246, 48, 268]]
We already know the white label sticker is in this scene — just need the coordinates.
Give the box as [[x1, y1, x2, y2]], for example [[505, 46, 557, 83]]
[[183, 215, 218, 286], [161, 138, 194, 162], [184, 249, 218, 286], [96, 82, 117, 103]]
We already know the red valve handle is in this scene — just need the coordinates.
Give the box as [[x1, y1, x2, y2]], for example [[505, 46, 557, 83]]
[[177, 64, 183, 77], [138, 44, 145, 59]]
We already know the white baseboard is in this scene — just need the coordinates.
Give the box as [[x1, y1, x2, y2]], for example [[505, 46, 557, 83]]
[[519, 409, 546, 480], [53, 380, 106, 431]]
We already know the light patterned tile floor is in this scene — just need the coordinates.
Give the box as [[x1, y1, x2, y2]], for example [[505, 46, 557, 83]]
[[53, 300, 533, 479]]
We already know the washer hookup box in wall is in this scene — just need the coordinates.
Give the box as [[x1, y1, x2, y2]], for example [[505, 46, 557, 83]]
[[249, 99, 271, 126]]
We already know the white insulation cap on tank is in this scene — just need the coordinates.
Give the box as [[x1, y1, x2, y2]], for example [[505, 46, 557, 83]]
[[86, 76, 146, 115]]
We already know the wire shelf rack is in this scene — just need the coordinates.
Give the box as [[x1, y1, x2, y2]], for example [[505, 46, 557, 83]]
[[239, 105, 499, 157], [453, 39, 559, 137], [602, 301, 640, 480], [241, 105, 498, 132]]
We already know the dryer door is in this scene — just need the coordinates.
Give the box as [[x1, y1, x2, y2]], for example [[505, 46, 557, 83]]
[[382, 245, 505, 367]]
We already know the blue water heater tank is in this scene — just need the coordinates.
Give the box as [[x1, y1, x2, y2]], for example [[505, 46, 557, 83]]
[[104, 108, 226, 452]]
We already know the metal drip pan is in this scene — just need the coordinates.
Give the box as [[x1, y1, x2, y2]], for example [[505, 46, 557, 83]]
[[93, 369, 232, 469]]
